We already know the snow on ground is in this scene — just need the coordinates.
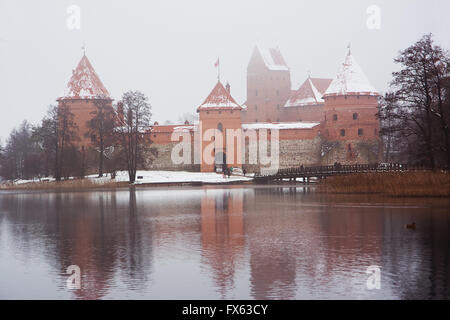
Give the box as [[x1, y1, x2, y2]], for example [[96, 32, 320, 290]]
[[9, 171, 253, 186], [113, 170, 253, 184], [13, 177, 56, 185]]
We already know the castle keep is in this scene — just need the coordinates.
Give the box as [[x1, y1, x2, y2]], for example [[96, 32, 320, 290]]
[[59, 46, 381, 173]]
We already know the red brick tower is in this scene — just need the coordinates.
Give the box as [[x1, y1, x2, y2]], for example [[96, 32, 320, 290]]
[[197, 81, 243, 172], [57, 53, 112, 148], [244, 46, 291, 123], [323, 49, 380, 141]]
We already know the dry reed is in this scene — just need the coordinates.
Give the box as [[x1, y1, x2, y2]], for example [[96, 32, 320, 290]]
[[317, 171, 450, 197], [0, 178, 129, 191]]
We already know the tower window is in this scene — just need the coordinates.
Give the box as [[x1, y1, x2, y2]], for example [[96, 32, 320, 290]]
[[255, 89, 258, 96], [276, 90, 279, 96], [353, 113, 358, 120], [255, 105, 258, 110], [340, 129, 346, 137], [358, 128, 363, 136], [333, 114, 338, 121], [217, 123, 223, 132]]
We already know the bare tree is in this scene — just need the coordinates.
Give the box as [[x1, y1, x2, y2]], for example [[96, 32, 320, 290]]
[[379, 93, 406, 163], [387, 34, 450, 168], [32, 116, 55, 177], [86, 95, 116, 177], [118, 91, 152, 183], [0, 121, 33, 179], [427, 40, 450, 167], [43, 104, 79, 181]]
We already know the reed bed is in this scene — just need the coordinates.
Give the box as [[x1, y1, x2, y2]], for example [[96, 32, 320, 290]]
[[317, 171, 450, 197], [0, 179, 129, 191]]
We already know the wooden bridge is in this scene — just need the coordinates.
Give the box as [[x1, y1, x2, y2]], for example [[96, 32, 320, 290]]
[[253, 163, 409, 184]]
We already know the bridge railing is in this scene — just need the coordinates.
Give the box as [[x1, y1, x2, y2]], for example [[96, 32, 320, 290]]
[[254, 163, 411, 178]]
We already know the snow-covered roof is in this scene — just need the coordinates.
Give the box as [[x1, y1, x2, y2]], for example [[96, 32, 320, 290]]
[[285, 78, 332, 107], [324, 50, 378, 97], [61, 54, 111, 99], [242, 122, 320, 130], [197, 81, 242, 111], [173, 125, 195, 132], [150, 124, 197, 133], [256, 46, 289, 71]]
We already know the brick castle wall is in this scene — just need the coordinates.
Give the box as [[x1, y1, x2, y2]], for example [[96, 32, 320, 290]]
[[58, 98, 113, 148]]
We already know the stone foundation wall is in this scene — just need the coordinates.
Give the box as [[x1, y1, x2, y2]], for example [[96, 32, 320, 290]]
[[144, 137, 381, 173], [143, 142, 198, 171], [320, 139, 381, 166], [242, 137, 322, 173]]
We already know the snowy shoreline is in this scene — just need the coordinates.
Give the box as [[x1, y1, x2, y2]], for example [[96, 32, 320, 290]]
[[0, 170, 254, 190]]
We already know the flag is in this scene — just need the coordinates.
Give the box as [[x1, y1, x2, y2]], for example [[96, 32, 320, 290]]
[[214, 58, 219, 68]]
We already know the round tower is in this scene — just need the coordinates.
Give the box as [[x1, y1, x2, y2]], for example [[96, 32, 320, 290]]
[[323, 49, 380, 142]]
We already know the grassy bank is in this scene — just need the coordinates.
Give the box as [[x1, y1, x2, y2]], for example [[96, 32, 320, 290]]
[[0, 179, 129, 191], [317, 171, 450, 197]]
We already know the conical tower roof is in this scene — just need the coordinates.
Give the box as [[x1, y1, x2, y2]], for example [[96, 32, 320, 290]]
[[197, 81, 242, 111], [324, 50, 378, 97], [61, 54, 110, 99]]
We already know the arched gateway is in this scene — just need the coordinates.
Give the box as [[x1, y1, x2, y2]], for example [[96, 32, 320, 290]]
[[197, 81, 243, 172]]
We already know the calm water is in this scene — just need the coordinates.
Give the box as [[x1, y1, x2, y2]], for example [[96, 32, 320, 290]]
[[0, 185, 449, 299]]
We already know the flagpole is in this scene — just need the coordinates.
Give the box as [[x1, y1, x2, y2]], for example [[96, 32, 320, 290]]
[[218, 58, 220, 82]]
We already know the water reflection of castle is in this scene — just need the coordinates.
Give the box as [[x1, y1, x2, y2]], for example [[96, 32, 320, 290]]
[[1, 188, 449, 299], [200, 189, 245, 297]]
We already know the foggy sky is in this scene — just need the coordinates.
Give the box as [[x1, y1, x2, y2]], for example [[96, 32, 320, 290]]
[[1, 0, 450, 141]]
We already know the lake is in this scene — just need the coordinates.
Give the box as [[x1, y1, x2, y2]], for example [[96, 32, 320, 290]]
[[0, 185, 449, 299]]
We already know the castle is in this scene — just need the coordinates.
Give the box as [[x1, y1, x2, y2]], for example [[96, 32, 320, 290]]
[[58, 46, 381, 173]]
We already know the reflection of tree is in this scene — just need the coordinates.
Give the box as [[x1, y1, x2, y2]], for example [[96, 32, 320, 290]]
[[0, 190, 153, 299], [120, 188, 152, 291]]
